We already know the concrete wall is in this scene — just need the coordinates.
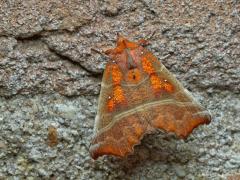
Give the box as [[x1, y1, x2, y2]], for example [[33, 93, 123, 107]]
[[0, 1, 239, 179]]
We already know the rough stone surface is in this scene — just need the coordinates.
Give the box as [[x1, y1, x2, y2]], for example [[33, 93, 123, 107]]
[[0, 0, 239, 179]]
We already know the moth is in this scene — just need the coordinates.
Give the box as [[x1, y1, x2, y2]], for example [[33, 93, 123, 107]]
[[90, 35, 211, 160], [48, 126, 58, 147]]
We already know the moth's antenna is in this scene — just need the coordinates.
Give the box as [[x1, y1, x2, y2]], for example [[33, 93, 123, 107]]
[[91, 48, 108, 58], [146, 30, 157, 40], [137, 30, 157, 47]]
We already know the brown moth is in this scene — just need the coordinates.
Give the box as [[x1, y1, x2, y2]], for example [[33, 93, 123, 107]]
[[48, 126, 58, 147], [89, 35, 211, 160]]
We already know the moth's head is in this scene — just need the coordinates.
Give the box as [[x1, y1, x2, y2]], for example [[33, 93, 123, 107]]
[[105, 35, 142, 56]]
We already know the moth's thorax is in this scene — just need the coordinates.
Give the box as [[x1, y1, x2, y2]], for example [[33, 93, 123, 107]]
[[109, 46, 144, 72]]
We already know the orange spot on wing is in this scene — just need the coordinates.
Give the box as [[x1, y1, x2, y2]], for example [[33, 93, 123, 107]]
[[107, 85, 127, 112], [142, 57, 155, 74], [111, 64, 122, 85], [164, 81, 174, 92], [107, 98, 115, 112], [113, 86, 126, 104], [126, 69, 141, 83], [106, 63, 127, 112], [150, 74, 163, 92], [145, 52, 160, 64]]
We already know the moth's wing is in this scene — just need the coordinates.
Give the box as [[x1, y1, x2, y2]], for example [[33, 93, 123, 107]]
[[90, 112, 151, 159], [93, 62, 114, 132], [141, 51, 211, 138], [90, 62, 153, 159]]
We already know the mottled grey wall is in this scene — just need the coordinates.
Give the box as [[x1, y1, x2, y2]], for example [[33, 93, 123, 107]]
[[0, 0, 239, 179]]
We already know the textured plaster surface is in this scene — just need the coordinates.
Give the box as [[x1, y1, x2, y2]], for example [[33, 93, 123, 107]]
[[0, 0, 239, 179]]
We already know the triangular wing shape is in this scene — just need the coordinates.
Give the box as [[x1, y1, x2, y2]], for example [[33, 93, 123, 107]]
[[89, 36, 211, 160]]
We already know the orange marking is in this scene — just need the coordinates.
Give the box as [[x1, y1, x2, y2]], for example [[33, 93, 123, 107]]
[[164, 81, 174, 92], [111, 64, 122, 85], [126, 69, 141, 83], [142, 57, 155, 74], [145, 52, 159, 64], [150, 74, 163, 92], [107, 98, 115, 112], [125, 40, 139, 49], [113, 86, 126, 104]]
